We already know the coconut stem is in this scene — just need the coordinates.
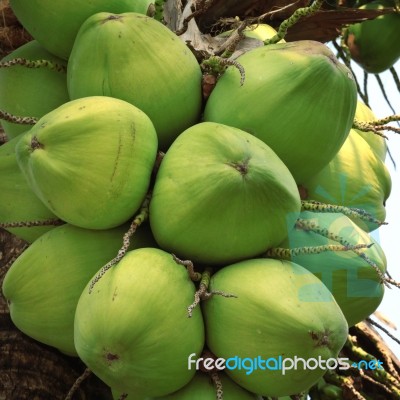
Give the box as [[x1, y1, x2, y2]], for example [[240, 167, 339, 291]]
[[359, 369, 394, 395], [175, 0, 214, 36], [333, 38, 369, 106], [172, 254, 202, 281], [366, 317, 400, 346], [153, 150, 165, 176], [0, 57, 66, 73], [295, 218, 352, 244], [353, 118, 400, 137], [187, 267, 212, 317], [216, 18, 248, 58], [300, 200, 387, 227], [346, 335, 383, 367], [358, 321, 400, 382], [363, 70, 369, 106], [359, 369, 400, 397], [88, 192, 151, 294], [295, 217, 389, 283], [210, 371, 224, 400], [201, 55, 245, 85], [325, 370, 366, 400], [390, 66, 400, 94], [187, 268, 237, 317], [296, 218, 400, 289], [368, 114, 400, 125], [345, 336, 400, 392], [375, 73, 397, 117], [264, 0, 324, 45], [265, 243, 371, 259], [0, 218, 64, 228], [0, 109, 37, 125], [64, 368, 91, 400]]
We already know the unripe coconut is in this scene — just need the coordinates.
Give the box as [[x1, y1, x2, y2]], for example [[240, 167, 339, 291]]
[[239, 24, 286, 42], [0, 40, 69, 139], [74, 247, 205, 397], [279, 211, 386, 327], [309, 377, 343, 400], [217, 24, 285, 59], [68, 12, 202, 150], [354, 100, 387, 161], [345, 1, 400, 73], [9, 0, 153, 59], [219, 23, 286, 42], [1, 223, 156, 355], [202, 258, 348, 397], [0, 134, 58, 242], [204, 40, 357, 183], [149, 122, 301, 265], [15, 96, 158, 229], [112, 372, 261, 399], [299, 129, 391, 232]]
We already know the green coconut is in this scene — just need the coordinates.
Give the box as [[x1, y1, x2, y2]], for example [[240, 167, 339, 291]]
[[219, 23, 286, 42], [309, 377, 343, 400], [151, 373, 260, 399], [74, 247, 205, 398], [202, 258, 348, 397], [15, 96, 158, 229], [1, 223, 156, 355], [149, 122, 301, 265], [112, 372, 261, 399], [345, 1, 400, 73], [204, 40, 357, 183], [67, 12, 202, 150], [9, 0, 152, 60], [0, 40, 69, 140], [300, 129, 391, 232], [279, 211, 386, 327], [0, 134, 58, 242]]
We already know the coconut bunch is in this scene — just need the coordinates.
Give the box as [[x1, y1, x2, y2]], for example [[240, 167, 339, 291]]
[[0, 1, 399, 399]]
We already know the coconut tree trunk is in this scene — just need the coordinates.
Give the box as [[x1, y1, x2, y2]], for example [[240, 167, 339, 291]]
[[0, 229, 112, 400], [0, 0, 32, 57]]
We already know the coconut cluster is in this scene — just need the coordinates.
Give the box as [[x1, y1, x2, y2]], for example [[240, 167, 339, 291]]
[[0, 2, 393, 399]]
